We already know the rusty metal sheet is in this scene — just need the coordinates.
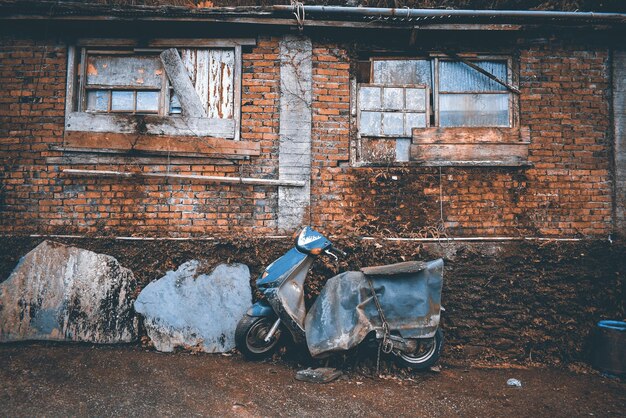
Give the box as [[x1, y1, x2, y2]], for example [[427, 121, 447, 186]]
[[305, 259, 443, 358]]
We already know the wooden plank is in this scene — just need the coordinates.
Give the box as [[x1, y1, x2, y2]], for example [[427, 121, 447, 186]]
[[148, 38, 256, 48], [65, 112, 235, 138], [412, 127, 527, 143], [233, 44, 242, 141], [49, 146, 246, 160], [63, 131, 260, 157], [196, 49, 211, 113], [46, 153, 237, 165], [160, 48, 207, 118], [208, 49, 235, 119], [77, 38, 257, 48], [410, 142, 529, 163], [77, 38, 138, 47], [65, 46, 77, 116]]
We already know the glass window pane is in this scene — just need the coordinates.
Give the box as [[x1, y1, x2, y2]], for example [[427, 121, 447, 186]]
[[359, 86, 381, 110], [169, 92, 182, 115], [439, 61, 507, 92], [382, 112, 404, 136], [111, 91, 134, 111], [136, 91, 159, 112], [406, 88, 426, 111], [86, 90, 109, 112], [382, 87, 404, 110], [372, 60, 432, 86], [360, 111, 381, 136], [439, 93, 510, 127], [405, 113, 427, 136]]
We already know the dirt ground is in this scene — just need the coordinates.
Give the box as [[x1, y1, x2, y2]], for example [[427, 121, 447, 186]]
[[0, 343, 624, 417]]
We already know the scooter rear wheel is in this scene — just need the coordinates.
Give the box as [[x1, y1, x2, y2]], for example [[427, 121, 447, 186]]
[[235, 315, 282, 360], [396, 329, 444, 371]]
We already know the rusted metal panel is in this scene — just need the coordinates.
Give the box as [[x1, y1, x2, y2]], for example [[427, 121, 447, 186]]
[[86, 55, 163, 88]]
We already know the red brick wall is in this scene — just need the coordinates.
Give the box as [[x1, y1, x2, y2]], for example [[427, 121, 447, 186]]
[[0, 37, 282, 237], [309, 39, 612, 238], [0, 35, 614, 238]]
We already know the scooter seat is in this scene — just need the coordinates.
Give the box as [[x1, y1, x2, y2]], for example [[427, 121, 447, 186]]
[[360, 261, 428, 277]]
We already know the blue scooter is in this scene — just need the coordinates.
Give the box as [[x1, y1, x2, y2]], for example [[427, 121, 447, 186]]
[[235, 227, 444, 370]]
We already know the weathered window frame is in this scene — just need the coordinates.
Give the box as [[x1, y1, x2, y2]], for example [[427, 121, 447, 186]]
[[65, 38, 254, 142], [353, 54, 528, 166], [366, 54, 519, 130]]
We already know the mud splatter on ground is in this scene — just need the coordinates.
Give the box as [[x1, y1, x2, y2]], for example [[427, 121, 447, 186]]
[[0, 343, 624, 417]]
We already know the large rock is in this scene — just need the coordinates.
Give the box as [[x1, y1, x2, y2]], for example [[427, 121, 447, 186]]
[[0, 241, 138, 343], [134, 261, 252, 353]]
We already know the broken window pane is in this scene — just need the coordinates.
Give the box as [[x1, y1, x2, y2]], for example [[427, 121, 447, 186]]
[[372, 60, 432, 87], [86, 90, 109, 112], [439, 93, 509, 127], [169, 92, 182, 115], [136, 91, 160, 113], [111, 91, 135, 112], [439, 61, 507, 92]]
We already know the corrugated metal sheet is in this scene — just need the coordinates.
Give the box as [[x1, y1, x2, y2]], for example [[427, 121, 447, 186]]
[[439, 60, 507, 92], [439, 93, 509, 127]]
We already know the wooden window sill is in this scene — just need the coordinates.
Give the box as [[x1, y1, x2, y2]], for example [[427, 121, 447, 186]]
[[411, 126, 530, 166], [59, 131, 260, 159]]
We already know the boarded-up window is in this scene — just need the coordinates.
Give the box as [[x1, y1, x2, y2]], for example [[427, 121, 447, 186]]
[[80, 49, 235, 120], [175, 49, 235, 118], [358, 84, 429, 137]]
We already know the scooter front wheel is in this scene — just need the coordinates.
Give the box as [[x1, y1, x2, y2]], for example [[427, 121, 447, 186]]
[[235, 315, 282, 360], [395, 329, 444, 371]]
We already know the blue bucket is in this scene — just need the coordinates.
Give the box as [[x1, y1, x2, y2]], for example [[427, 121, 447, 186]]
[[591, 320, 626, 376]]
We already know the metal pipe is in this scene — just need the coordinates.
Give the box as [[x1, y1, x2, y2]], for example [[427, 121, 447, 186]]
[[264, 318, 282, 342], [273, 5, 626, 23]]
